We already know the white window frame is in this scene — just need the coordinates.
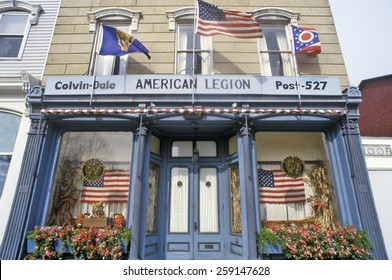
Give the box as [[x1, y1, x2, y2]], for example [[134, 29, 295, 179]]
[[253, 8, 300, 76], [0, 0, 42, 60], [0, 111, 22, 198], [86, 8, 142, 76], [167, 7, 213, 75]]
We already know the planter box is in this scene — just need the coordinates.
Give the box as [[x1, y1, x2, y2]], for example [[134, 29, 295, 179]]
[[267, 243, 283, 254], [82, 217, 111, 228], [27, 239, 71, 253], [27, 238, 128, 254]]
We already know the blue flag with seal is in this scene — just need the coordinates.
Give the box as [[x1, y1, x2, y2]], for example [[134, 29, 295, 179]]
[[99, 25, 151, 59]]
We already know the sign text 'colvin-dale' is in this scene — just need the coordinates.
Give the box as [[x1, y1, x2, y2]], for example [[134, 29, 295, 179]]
[[135, 78, 251, 90]]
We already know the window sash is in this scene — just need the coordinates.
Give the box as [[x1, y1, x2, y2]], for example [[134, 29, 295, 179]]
[[0, 14, 29, 58], [258, 25, 294, 76], [176, 24, 212, 75]]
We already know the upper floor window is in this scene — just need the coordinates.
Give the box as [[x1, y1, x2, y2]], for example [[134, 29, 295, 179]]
[[167, 7, 213, 75], [87, 8, 142, 76], [0, 13, 28, 58], [254, 8, 300, 76], [0, 1, 42, 59]]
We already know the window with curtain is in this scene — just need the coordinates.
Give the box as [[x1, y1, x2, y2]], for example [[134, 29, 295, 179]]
[[87, 8, 142, 75], [176, 24, 212, 74], [169, 167, 189, 233], [47, 131, 133, 226], [258, 25, 294, 76], [146, 162, 160, 234], [253, 8, 300, 76], [0, 13, 29, 58], [0, 112, 21, 198], [167, 7, 213, 75], [199, 167, 219, 233]]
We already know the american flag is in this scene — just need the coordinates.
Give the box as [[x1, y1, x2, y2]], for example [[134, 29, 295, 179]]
[[196, 0, 263, 39], [292, 25, 321, 56], [258, 169, 306, 204], [81, 169, 130, 204]]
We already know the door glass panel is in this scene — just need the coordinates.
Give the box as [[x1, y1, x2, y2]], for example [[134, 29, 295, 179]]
[[170, 167, 189, 232], [172, 141, 192, 157], [230, 164, 242, 234], [199, 167, 218, 233], [146, 162, 159, 234], [196, 141, 217, 157]]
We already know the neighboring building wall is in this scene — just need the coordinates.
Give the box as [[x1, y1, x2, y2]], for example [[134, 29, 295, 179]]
[[43, 0, 349, 88], [0, 0, 60, 246], [359, 75, 392, 259], [362, 137, 392, 259]]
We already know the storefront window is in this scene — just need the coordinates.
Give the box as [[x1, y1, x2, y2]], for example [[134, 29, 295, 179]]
[[47, 131, 132, 226], [146, 162, 159, 234], [229, 163, 242, 234], [255, 132, 338, 227]]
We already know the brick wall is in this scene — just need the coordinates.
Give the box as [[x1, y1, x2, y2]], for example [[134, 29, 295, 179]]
[[359, 75, 392, 137]]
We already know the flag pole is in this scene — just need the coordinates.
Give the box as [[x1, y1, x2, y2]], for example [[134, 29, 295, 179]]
[[191, 0, 198, 105], [89, 23, 102, 108], [290, 24, 302, 108]]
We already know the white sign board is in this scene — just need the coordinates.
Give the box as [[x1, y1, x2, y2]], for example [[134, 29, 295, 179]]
[[45, 75, 341, 96]]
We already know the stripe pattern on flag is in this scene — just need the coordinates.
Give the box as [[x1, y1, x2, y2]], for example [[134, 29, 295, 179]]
[[258, 169, 306, 204], [81, 169, 130, 204], [196, 0, 263, 39]]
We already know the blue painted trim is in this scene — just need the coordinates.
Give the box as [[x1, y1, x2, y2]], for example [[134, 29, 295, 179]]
[[326, 126, 362, 227], [236, 133, 249, 259]]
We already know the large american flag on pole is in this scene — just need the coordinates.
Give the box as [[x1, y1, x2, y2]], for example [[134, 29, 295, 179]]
[[258, 169, 306, 204], [81, 169, 130, 204], [196, 0, 263, 39]]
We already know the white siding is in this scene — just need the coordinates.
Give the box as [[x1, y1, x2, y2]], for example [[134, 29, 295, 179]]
[[0, 0, 60, 80]]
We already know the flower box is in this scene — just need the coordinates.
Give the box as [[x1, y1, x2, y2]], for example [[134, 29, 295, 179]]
[[266, 242, 283, 254], [27, 238, 128, 254], [82, 217, 111, 228], [27, 238, 71, 254]]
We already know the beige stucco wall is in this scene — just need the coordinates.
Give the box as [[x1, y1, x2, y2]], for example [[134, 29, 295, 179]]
[[43, 0, 349, 89]]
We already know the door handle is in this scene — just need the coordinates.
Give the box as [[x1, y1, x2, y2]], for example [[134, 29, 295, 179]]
[[194, 222, 198, 231]]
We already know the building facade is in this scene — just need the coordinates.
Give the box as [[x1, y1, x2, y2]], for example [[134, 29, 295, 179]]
[[0, 0, 60, 247], [359, 74, 392, 259], [0, 0, 387, 259]]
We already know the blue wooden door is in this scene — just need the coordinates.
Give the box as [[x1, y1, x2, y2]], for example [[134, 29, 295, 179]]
[[165, 163, 225, 259]]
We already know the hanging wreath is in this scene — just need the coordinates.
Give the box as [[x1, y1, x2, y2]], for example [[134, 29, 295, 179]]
[[282, 156, 304, 178]]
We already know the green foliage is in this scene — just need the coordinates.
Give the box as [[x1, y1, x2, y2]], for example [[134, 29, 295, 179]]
[[256, 227, 279, 256]]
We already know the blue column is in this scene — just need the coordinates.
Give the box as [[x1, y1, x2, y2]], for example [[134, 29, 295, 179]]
[[0, 117, 47, 259], [128, 124, 148, 259], [343, 87, 388, 259], [239, 119, 257, 259]]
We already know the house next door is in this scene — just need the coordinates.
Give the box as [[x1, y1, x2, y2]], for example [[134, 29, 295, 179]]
[[165, 162, 226, 259]]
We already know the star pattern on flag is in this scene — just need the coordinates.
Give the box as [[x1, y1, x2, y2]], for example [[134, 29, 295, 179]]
[[292, 26, 321, 55], [258, 169, 274, 188], [83, 177, 104, 188], [198, 1, 225, 21]]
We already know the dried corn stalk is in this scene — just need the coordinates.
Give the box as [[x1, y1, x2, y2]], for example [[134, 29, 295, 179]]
[[305, 164, 336, 229]]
